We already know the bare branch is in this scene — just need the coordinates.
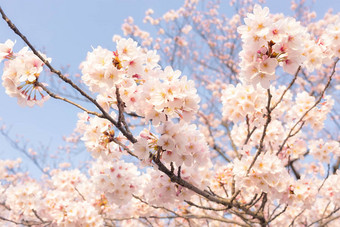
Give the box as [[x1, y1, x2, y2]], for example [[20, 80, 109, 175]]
[[38, 82, 101, 117], [0, 129, 50, 177]]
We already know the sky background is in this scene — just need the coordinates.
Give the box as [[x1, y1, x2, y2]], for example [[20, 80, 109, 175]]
[[0, 0, 339, 175]]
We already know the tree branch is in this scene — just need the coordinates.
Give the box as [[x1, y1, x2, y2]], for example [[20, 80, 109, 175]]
[[38, 82, 101, 117]]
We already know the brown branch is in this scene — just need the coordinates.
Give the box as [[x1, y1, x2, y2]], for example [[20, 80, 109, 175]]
[[245, 194, 258, 207], [115, 86, 134, 137], [320, 201, 332, 224], [255, 193, 267, 216], [289, 162, 301, 180], [32, 209, 47, 224], [38, 82, 101, 117], [221, 184, 229, 197], [0, 216, 21, 225], [244, 115, 257, 145], [319, 214, 340, 226], [333, 157, 340, 174], [74, 186, 86, 201], [229, 209, 257, 226], [0, 202, 10, 211], [111, 137, 138, 158], [230, 189, 241, 204], [152, 156, 265, 223], [268, 204, 288, 223], [185, 200, 227, 211], [289, 209, 306, 227], [284, 151, 309, 168], [0, 215, 51, 226], [133, 194, 180, 216]]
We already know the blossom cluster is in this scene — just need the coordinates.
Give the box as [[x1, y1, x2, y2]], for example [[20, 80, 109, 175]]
[[1, 1, 340, 226], [133, 121, 211, 168], [309, 139, 340, 163], [320, 16, 340, 58], [222, 83, 333, 161], [222, 84, 294, 125], [0, 158, 22, 180], [230, 151, 320, 209], [1, 168, 104, 226], [233, 152, 291, 200], [89, 158, 141, 205], [237, 5, 334, 88], [142, 163, 213, 206], [5, 181, 44, 220], [0, 156, 212, 226], [44, 169, 104, 226], [1, 41, 50, 106], [0, 158, 159, 226], [221, 84, 267, 123], [80, 38, 200, 124], [76, 112, 122, 160], [286, 92, 334, 131], [321, 171, 340, 207]]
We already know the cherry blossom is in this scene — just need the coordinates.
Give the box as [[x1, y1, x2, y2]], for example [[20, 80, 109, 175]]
[[1, 44, 50, 106], [1, 1, 340, 226]]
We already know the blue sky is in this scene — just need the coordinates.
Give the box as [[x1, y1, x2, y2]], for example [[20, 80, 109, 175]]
[[0, 0, 339, 174]]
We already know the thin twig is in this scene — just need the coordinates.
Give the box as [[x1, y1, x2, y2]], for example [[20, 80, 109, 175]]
[[0, 129, 50, 177], [222, 121, 240, 159], [152, 155, 265, 222], [289, 209, 305, 227], [247, 89, 272, 174], [245, 194, 258, 207], [277, 59, 339, 155], [185, 200, 227, 211], [111, 137, 138, 158], [318, 164, 331, 192], [38, 82, 101, 117], [244, 115, 257, 145], [271, 66, 300, 111], [268, 204, 288, 223], [307, 207, 340, 227], [198, 111, 231, 162]]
